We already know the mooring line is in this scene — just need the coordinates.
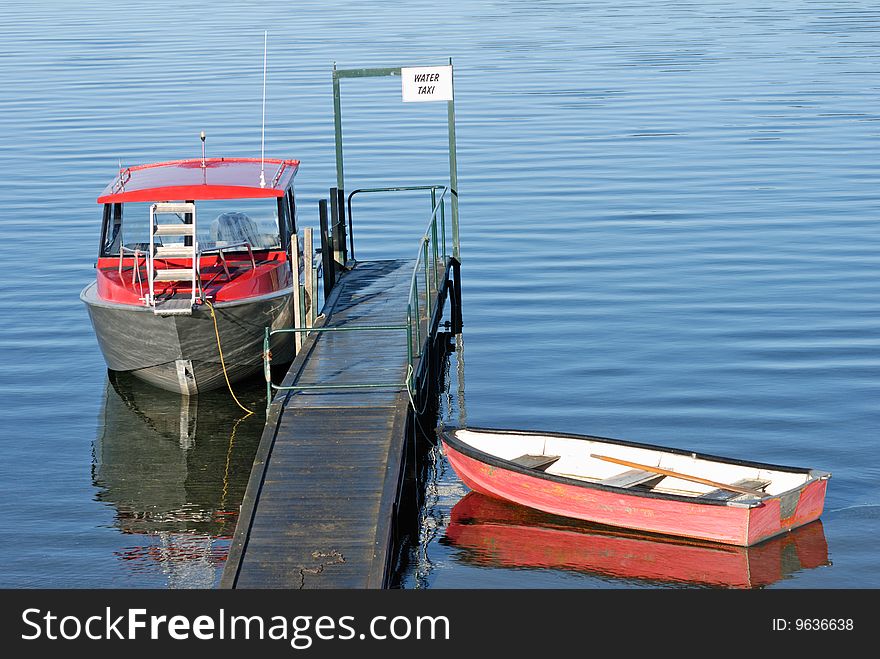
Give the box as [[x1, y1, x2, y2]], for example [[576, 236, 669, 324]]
[[204, 299, 255, 416]]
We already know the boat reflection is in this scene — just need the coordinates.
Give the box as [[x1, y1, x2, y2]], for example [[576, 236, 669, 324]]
[[92, 372, 263, 587], [442, 492, 830, 588]]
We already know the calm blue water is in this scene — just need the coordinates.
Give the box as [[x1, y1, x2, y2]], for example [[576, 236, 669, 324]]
[[0, 0, 878, 588]]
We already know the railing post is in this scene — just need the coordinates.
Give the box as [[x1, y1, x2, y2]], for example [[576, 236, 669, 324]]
[[440, 198, 447, 259], [346, 190, 356, 261], [431, 214, 439, 292], [406, 305, 414, 390], [423, 240, 431, 321], [318, 199, 335, 299], [411, 279, 421, 355]]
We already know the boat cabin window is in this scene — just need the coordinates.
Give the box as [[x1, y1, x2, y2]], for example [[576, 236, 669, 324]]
[[99, 198, 284, 257], [99, 203, 123, 256]]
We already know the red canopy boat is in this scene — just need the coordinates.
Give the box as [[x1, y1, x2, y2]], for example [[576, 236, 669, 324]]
[[443, 491, 830, 588], [81, 157, 301, 394], [439, 427, 830, 546]]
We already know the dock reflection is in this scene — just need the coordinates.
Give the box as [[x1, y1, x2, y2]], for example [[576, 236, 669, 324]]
[[442, 492, 830, 588], [92, 372, 263, 587]]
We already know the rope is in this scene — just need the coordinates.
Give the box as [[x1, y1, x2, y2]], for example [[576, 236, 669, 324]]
[[219, 412, 250, 508], [204, 299, 254, 417], [406, 363, 431, 416]]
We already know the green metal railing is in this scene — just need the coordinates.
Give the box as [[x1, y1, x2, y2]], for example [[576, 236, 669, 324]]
[[346, 185, 451, 262], [263, 185, 458, 413]]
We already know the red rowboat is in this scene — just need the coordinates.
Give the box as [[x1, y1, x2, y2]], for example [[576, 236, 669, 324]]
[[81, 157, 301, 394], [439, 427, 830, 546], [443, 491, 830, 588]]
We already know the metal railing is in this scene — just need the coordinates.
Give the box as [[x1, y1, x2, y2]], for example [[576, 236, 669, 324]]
[[262, 185, 458, 413], [346, 184, 450, 262]]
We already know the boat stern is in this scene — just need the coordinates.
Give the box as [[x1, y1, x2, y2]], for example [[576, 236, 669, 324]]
[[745, 473, 830, 546]]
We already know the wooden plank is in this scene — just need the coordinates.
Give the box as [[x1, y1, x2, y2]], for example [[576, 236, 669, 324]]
[[510, 454, 560, 471], [600, 469, 664, 489], [700, 479, 771, 502]]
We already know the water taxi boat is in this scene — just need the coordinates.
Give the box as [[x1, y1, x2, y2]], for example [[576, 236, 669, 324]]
[[440, 427, 830, 546], [81, 157, 300, 395]]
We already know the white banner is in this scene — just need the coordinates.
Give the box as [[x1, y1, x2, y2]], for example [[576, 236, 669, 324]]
[[401, 65, 454, 102]]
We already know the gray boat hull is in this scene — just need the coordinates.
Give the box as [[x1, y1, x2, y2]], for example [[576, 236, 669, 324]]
[[81, 282, 295, 395]]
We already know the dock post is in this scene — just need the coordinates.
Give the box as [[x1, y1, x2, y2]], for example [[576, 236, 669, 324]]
[[451, 258, 462, 334], [263, 327, 272, 415], [303, 227, 315, 327], [290, 230, 304, 353], [338, 187, 349, 264], [318, 198, 335, 299], [330, 187, 347, 268]]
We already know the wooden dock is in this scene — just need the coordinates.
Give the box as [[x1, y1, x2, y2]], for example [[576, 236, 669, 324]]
[[220, 255, 458, 588]]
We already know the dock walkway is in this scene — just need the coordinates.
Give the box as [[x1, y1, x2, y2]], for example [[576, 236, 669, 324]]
[[220, 259, 422, 588]]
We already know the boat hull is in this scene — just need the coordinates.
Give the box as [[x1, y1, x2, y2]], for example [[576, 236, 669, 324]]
[[441, 429, 828, 546], [82, 282, 295, 395]]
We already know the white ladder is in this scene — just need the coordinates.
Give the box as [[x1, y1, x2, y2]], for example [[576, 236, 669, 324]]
[[148, 202, 199, 315]]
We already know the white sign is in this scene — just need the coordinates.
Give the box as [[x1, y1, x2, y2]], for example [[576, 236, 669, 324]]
[[401, 65, 453, 103]]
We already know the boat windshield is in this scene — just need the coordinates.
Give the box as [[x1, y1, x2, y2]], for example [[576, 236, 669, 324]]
[[102, 199, 282, 256], [196, 199, 281, 252]]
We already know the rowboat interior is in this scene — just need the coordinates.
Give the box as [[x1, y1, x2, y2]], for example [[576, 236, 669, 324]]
[[454, 429, 817, 505]]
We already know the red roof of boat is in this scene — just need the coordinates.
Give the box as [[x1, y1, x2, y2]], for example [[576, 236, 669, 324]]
[[97, 157, 299, 203]]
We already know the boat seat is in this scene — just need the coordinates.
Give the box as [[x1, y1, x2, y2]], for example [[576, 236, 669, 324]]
[[600, 469, 664, 489], [699, 478, 771, 502], [510, 454, 560, 471]]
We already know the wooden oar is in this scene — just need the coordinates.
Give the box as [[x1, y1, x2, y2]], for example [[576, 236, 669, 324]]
[[590, 454, 768, 498]]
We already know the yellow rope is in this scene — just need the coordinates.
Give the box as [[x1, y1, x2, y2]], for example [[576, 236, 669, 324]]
[[219, 412, 249, 508], [204, 299, 254, 417]]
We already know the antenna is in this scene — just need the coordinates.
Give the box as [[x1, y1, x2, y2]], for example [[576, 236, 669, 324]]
[[200, 130, 206, 168], [259, 30, 268, 188]]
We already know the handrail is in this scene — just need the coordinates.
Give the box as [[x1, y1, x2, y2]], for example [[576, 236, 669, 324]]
[[406, 186, 453, 346], [270, 161, 288, 188], [346, 185, 454, 262], [111, 168, 131, 194]]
